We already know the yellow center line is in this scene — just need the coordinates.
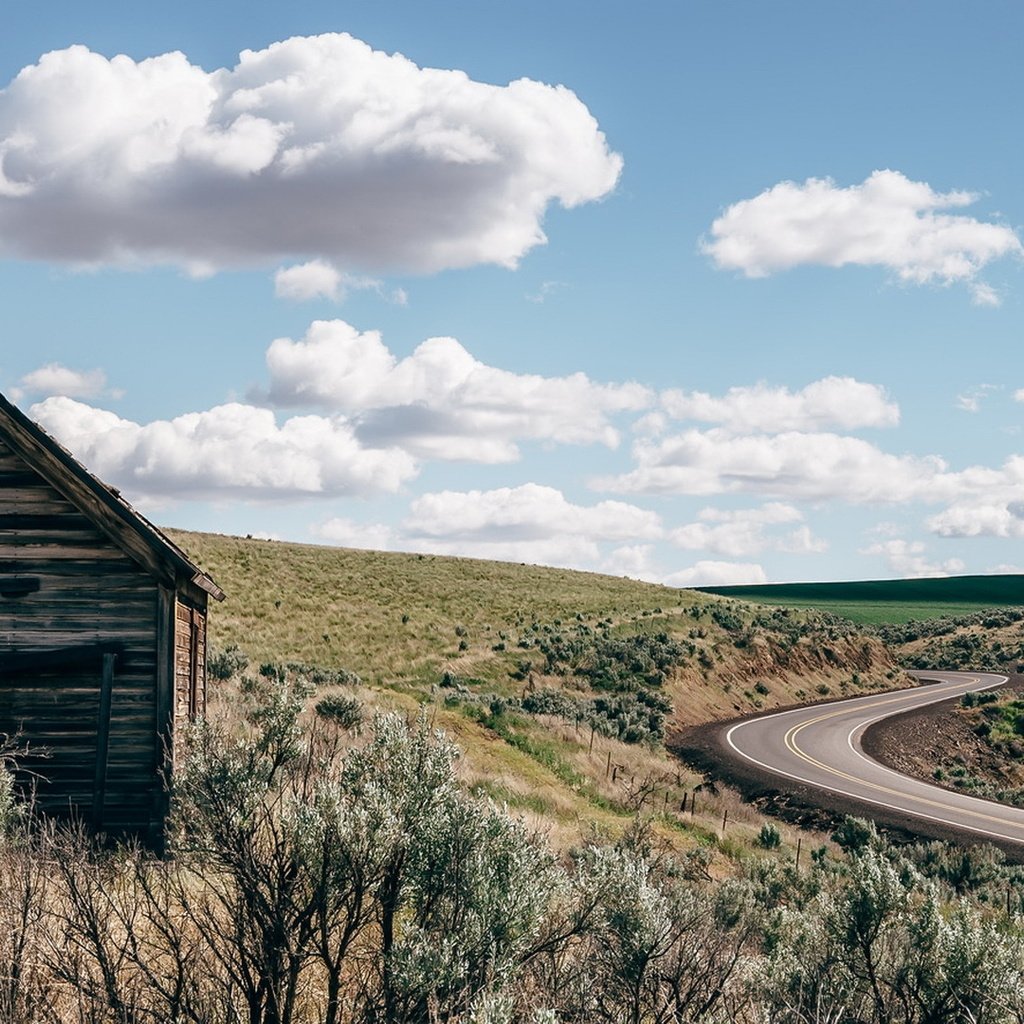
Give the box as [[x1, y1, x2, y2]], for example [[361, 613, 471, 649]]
[[783, 679, 1024, 833]]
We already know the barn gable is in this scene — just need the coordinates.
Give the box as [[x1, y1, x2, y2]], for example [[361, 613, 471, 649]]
[[0, 392, 223, 839]]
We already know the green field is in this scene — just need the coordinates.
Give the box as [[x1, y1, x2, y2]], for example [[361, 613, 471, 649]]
[[696, 575, 1024, 624]]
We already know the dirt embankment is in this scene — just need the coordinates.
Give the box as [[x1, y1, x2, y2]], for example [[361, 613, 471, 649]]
[[862, 673, 1024, 798], [669, 632, 906, 728]]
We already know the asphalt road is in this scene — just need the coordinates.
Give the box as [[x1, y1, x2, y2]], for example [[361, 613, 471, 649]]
[[724, 671, 1024, 847]]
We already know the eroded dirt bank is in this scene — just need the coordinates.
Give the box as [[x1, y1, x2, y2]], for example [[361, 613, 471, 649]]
[[862, 673, 1024, 801]]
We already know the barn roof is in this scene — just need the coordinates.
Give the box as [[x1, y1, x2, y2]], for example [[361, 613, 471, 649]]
[[0, 392, 224, 602]]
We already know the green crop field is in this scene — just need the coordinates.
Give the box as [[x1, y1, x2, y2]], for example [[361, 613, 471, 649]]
[[695, 575, 1024, 625]]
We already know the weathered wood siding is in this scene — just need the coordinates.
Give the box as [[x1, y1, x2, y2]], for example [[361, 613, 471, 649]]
[[174, 598, 206, 739], [0, 438, 161, 833]]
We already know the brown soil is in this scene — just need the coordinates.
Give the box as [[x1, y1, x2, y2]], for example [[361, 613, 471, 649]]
[[862, 673, 1024, 799]]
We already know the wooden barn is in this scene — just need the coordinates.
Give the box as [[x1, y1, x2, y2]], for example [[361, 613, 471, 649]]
[[0, 392, 224, 840]]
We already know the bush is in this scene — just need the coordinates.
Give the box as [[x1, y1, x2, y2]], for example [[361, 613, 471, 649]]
[[831, 816, 876, 853], [315, 694, 364, 730], [208, 644, 249, 681], [756, 823, 781, 849]]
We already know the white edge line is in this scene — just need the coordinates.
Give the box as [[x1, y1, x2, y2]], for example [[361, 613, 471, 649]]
[[724, 672, 1023, 845]]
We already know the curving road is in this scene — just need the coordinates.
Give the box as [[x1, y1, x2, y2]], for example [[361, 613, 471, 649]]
[[724, 671, 1024, 847]]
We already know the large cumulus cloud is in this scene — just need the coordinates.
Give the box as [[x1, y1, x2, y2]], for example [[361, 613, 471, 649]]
[[0, 34, 622, 274]]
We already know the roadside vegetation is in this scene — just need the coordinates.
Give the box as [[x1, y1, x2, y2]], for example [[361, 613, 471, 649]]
[[905, 688, 1024, 808], [169, 530, 904, 852], [881, 606, 1024, 674], [4, 675, 1024, 1023]]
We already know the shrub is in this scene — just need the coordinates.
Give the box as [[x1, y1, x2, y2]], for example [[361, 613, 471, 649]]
[[831, 816, 876, 853], [315, 694, 364, 730], [208, 644, 249, 681], [756, 823, 781, 849]]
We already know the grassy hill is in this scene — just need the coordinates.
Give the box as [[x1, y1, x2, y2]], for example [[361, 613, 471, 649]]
[[168, 530, 904, 856], [695, 574, 1024, 624]]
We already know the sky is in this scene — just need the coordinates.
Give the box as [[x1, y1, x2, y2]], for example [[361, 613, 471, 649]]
[[1, 0, 1023, 586]]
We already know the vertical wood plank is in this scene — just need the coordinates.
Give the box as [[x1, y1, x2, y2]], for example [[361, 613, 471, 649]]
[[91, 652, 116, 829], [155, 586, 176, 834], [189, 610, 200, 720]]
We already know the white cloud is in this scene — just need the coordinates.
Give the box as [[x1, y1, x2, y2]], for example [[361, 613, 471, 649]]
[[274, 260, 343, 301], [406, 483, 662, 544], [525, 280, 565, 303], [29, 396, 417, 500], [599, 544, 661, 582], [632, 411, 668, 437], [313, 517, 396, 550], [859, 539, 965, 579], [311, 496, 824, 581], [20, 363, 117, 399], [260, 319, 650, 462], [923, 454, 1024, 539], [273, 261, 407, 304], [927, 499, 1024, 539], [314, 484, 665, 571], [1014, 389, 1024, 403], [954, 384, 997, 413], [702, 169, 1021, 297], [600, 430, 946, 503], [970, 282, 1002, 307], [660, 376, 899, 433], [664, 561, 768, 587], [669, 503, 827, 557], [603, 428, 1024, 525], [0, 35, 621, 275]]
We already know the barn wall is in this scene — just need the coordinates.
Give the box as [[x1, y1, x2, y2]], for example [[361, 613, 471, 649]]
[[0, 438, 161, 833], [173, 597, 207, 739]]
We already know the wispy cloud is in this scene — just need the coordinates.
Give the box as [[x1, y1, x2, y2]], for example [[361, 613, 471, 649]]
[[859, 538, 965, 578], [954, 384, 997, 413], [273, 261, 407, 305]]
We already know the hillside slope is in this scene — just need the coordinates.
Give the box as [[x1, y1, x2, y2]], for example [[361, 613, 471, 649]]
[[169, 530, 906, 851]]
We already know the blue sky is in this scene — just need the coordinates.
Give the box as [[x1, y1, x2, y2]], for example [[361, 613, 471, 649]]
[[1, 1, 1023, 584]]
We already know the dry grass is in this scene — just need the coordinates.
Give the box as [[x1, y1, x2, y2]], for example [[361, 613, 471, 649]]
[[173, 529, 869, 861], [168, 530, 703, 683]]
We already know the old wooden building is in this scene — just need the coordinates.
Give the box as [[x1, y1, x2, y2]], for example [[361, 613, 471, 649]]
[[0, 392, 224, 839]]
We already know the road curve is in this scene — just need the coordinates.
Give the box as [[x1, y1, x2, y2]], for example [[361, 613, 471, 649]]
[[724, 671, 1024, 847]]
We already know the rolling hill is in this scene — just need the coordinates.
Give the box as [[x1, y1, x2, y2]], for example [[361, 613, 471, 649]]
[[167, 529, 905, 854]]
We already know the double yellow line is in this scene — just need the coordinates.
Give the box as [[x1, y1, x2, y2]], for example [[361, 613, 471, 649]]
[[731, 674, 1024, 843]]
